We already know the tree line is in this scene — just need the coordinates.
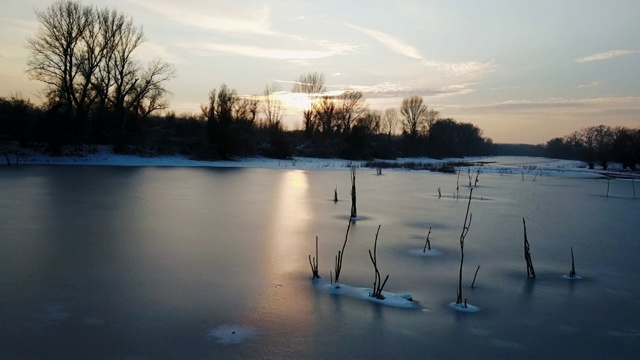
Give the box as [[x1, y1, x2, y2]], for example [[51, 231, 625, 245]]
[[546, 125, 640, 170]]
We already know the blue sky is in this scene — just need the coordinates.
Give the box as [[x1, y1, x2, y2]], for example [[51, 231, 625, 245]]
[[1, 0, 639, 144]]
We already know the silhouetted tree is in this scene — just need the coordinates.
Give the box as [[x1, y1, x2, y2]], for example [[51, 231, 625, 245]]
[[312, 96, 337, 135], [201, 85, 237, 158], [356, 109, 381, 135], [261, 83, 283, 129], [424, 108, 440, 136], [381, 107, 399, 138], [26, 0, 175, 144], [400, 96, 429, 138], [546, 125, 640, 170], [292, 72, 325, 139], [428, 118, 485, 157], [335, 91, 365, 134]]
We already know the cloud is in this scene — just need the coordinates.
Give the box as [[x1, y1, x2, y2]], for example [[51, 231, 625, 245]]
[[128, 0, 274, 35], [467, 97, 640, 111], [422, 60, 497, 77], [325, 82, 476, 99], [576, 81, 602, 88], [575, 50, 637, 63], [181, 40, 359, 60], [178, 36, 363, 61], [345, 23, 423, 59], [135, 42, 185, 64]]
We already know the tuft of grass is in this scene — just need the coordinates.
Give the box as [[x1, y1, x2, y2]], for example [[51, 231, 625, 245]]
[[308, 236, 320, 279]]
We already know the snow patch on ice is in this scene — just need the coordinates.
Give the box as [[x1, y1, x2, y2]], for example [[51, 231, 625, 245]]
[[315, 280, 417, 309], [209, 324, 257, 344], [409, 248, 443, 257], [449, 302, 480, 313]]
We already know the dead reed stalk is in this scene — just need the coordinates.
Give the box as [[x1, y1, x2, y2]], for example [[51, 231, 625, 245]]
[[456, 188, 473, 305], [369, 225, 389, 299], [523, 218, 536, 278], [333, 220, 352, 285]]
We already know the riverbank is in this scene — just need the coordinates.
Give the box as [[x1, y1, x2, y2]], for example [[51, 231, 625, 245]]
[[6, 145, 639, 179]]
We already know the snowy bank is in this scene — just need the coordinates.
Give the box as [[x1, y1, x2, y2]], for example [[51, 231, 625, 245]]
[[10, 146, 639, 179]]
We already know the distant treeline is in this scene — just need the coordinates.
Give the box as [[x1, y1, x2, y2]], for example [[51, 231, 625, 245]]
[[2, 94, 639, 170], [0, 92, 493, 160], [545, 126, 640, 170]]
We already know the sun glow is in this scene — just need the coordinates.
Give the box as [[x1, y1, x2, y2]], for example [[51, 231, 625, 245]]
[[277, 92, 315, 111]]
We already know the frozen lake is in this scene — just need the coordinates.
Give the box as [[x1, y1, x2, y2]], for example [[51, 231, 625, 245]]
[[0, 164, 639, 359]]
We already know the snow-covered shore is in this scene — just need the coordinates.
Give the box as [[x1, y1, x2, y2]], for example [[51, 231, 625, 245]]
[[9, 145, 639, 179]]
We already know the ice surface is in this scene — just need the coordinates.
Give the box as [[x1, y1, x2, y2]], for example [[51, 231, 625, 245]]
[[2, 156, 639, 359], [209, 324, 257, 344], [408, 248, 443, 257], [607, 329, 640, 338], [562, 274, 583, 280]]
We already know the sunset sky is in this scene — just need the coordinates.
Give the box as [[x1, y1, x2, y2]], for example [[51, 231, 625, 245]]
[[1, 0, 639, 144]]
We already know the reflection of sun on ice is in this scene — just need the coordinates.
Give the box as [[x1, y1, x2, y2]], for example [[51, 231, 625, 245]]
[[289, 170, 308, 189]]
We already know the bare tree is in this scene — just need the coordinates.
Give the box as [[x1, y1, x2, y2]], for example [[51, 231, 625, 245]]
[[425, 108, 440, 135], [292, 72, 325, 138], [312, 96, 337, 134], [400, 96, 428, 137], [27, 1, 93, 121], [201, 84, 237, 158], [356, 109, 382, 134], [234, 96, 259, 124], [261, 83, 283, 129], [94, 9, 145, 115], [26, 0, 175, 142], [335, 90, 365, 133], [127, 58, 175, 118], [381, 107, 399, 137]]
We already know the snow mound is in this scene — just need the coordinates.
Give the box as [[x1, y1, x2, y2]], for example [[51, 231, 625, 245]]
[[314, 280, 417, 309], [209, 324, 257, 344], [449, 302, 480, 313]]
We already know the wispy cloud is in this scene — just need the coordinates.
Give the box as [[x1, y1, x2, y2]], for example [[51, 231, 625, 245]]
[[577, 81, 602, 88], [135, 42, 185, 64], [575, 50, 637, 63], [180, 40, 361, 60], [128, 0, 274, 35], [422, 60, 497, 77], [345, 23, 423, 59], [469, 97, 640, 110], [323, 82, 476, 99]]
